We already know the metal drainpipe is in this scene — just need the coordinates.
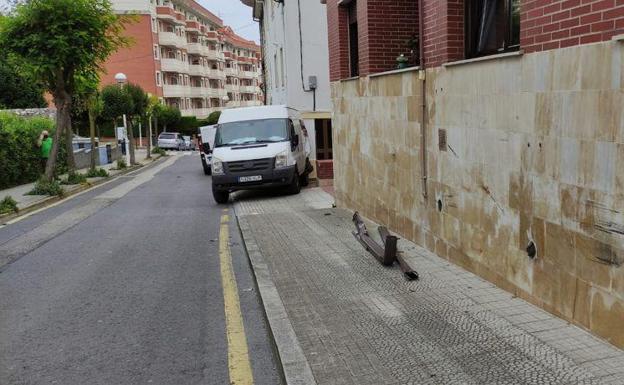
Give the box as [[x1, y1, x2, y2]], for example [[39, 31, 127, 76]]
[[418, 0, 428, 201]]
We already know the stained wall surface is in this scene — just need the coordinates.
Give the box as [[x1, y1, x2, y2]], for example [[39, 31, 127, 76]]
[[331, 40, 624, 348]]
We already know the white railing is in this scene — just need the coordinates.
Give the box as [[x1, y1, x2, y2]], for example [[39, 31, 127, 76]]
[[188, 65, 206, 77], [162, 84, 189, 98], [159, 32, 185, 48], [161, 58, 188, 74]]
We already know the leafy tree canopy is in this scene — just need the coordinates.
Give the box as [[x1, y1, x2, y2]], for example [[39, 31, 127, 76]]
[[207, 111, 221, 125], [156, 105, 182, 129], [0, 56, 47, 109], [101, 84, 133, 122]]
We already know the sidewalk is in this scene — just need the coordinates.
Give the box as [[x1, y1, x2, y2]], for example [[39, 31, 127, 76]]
[[234, 188, 624, 385], [0, 150, 162, 218]]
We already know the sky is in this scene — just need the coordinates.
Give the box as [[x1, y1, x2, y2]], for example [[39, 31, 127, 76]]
[[199, 0, 260, 43], [0, 0, 261, 43]]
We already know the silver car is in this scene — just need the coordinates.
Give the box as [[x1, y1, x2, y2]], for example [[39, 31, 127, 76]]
[[182, 135, 195, 151], [157, 132, 184, 151]]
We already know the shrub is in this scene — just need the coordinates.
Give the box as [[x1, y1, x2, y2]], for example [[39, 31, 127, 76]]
[[0, 196, 19, 215], [62, 171, 87, 185], [116, 158, 127, 170], [207, 110, 221, 125], [86, 167, 109, 178], [151, 146, 166, 156], [28, 177, 63, 197], [0, 112, 66, 190]]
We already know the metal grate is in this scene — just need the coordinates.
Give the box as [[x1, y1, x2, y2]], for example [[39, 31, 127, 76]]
[[226, 158, 273, 173], [438, 129, 447, 152]]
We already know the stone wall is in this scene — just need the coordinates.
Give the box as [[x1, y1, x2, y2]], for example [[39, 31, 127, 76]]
[[331, 40, 624, 348], [1, 108, 56, 119]]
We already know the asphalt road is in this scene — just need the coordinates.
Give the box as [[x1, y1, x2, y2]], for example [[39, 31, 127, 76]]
[[0, 153, 283, 385]]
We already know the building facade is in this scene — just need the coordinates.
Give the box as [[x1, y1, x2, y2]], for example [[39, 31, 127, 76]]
[[326, 0, 624, 348], [241, 0, 334, 180], [103, 0, 264, 119]]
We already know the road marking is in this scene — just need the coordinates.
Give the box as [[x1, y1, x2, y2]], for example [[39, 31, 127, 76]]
[[219, 214, 254, 385]]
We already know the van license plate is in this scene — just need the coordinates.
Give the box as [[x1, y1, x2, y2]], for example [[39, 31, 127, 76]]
[[239, 175, 262, 183]]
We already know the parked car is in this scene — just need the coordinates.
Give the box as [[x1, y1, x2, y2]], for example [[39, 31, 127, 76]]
[[182, 135, 194, 151], [199, 125, 217, 175], [211, 105, 311, 204], [157, 132, 184, 151]]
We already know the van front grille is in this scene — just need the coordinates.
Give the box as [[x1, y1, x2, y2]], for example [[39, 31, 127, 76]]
[[226, 158, 273, 173]]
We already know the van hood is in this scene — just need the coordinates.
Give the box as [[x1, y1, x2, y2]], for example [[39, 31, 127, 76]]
[[213, 141, 290, 162]]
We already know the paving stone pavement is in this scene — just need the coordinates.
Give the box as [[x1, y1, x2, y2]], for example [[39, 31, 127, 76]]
[[234, 188, 624, 385]]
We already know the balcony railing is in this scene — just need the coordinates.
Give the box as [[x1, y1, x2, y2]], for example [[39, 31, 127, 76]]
[[187, 43, 203, 55], [188, 64, 206, 77], [238, 70, 256, 79], [162, 84, 189, 98], [159, 32, 185, 48], [189, 87, 205, 98], [239, 85, 257, 93], [161, 58, 189, 74]]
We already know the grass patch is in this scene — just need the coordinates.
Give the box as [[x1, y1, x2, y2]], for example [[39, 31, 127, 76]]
[[61, 172, 87, 185], [151, 147, 166, 156], [0, 196, 18, 215], [115, 158, 127, 170], [86, 168, 109, 178], [28, 177, 63, 197]]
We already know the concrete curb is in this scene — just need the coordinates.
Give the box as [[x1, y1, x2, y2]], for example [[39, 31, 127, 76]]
[[237, 216, 317, 385], [0, 155, 165, 224]]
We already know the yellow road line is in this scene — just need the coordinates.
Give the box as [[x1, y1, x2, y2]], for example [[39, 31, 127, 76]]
[[219, 214, 254, 385]]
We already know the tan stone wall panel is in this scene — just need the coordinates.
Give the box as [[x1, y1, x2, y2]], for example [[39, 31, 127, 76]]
[[331, 41, 624, 348]]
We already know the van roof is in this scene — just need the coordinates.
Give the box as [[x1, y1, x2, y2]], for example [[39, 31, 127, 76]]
[[218, 105, 297, 124]]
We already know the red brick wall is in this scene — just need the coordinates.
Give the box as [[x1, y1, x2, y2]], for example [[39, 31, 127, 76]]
[[521, 0, 624, 53], [327, 0, 350, 81], [362, 0, 420, 75], [316, 159, 334, 180], [326, 0, 419, 80], [101, 15, 163, 97], [422, 0, 464, 67]]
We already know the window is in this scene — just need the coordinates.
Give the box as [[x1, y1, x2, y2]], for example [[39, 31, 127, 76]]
[[279, 48, 285, 88], [153, 45, 159, 60], [155, 71, 162, 87], [151, 17, 157, 33], [465, 0, 520, 58], [348, 1, 359, 77]]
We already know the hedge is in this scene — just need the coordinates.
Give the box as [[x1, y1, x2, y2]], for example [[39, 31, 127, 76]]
[[0, 112, 67, 190]]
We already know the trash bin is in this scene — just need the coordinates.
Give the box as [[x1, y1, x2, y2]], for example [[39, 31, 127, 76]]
[[98, 146, 108, 166]]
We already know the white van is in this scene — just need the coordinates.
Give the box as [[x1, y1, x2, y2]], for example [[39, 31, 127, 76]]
[[211, 105, 311, 204]]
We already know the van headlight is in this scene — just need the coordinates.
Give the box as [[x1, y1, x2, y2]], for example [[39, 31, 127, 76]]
[[275, 151, 290, 169], [212, 157, 224, 174]]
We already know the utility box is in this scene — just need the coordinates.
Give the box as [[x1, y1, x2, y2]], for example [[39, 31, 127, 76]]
[[98, 146, 109, 165]]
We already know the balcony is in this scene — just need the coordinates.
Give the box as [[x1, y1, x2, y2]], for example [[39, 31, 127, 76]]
[[160, 58, 188, 74], [188, 64, 206, 77], [205, 31, 219, 41], [187, 42, 203, 55], [207, 69, 225, 79], [239, 85, 257, 93], [156, 6, 178, 23], [240, 100, 261, 107], [180, 109, 194, 117], [225, 84, 240, 92], [159, 32, 185, 48], [224, 67, 237, 76], [238, 70, 256, 79], [186, 20, 200, 32], [205, 50, 218, 60], [189, 87, 206, 98], [162, 84, 189, 98]]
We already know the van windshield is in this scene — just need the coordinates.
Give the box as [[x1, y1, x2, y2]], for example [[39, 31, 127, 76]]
[[215, 119, 289, 147]]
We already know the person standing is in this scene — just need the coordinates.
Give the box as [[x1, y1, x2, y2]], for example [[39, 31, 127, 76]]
[[37, 130, 52, 173]]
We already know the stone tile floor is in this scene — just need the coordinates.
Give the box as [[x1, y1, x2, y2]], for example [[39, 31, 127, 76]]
[[234, 188, 624, 385]]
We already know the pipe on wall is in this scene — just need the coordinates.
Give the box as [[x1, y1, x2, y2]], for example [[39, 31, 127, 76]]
[[418, 0, 428, 201]]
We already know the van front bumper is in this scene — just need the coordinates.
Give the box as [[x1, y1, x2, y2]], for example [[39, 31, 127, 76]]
[[212, 166, 296, 192]]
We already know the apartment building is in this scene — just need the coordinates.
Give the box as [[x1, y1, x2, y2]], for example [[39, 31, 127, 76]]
[[326, 0, 624, 348], [103, 0, 263, 119], [241, 0, 334, 181]]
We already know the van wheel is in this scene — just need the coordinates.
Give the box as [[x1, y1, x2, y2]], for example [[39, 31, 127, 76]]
[[288, 171, 301, 195], [203, 165, 211, 175], [300, 172, 309, 187], [213, 187, 229, 204]]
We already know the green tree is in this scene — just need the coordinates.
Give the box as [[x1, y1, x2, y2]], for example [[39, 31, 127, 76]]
[[156, 105, 182, 134], [101, 84, 132, 161], [0, 0, 130, 180], [144, 95, 161, 159], [0, 57, 47, 109], [73, 73, 103, 170], [207, 110, 222, 125], [123, 83, 148, 165]]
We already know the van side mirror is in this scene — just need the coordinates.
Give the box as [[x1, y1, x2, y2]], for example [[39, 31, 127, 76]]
[[202, 142, 211, 154], [291, 134, 299, 150]]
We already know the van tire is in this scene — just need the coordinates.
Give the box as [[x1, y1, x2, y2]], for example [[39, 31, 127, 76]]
[[300, 172, 309, 187], [213, 188, 229, 204], [202, 162, 211, 175], [288, 171, 301, 195]]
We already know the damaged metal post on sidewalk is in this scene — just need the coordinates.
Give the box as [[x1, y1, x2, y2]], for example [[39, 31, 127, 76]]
[[352, 212, 419, 280]]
